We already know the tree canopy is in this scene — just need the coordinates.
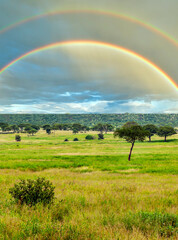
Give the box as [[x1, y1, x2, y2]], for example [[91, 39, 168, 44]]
[[114, 124, 149, 161], [143, 124, 158, 142], [157, 126, 176, 142]]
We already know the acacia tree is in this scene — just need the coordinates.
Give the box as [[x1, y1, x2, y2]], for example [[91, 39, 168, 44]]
[[157, 126, 176, 142], [114, 125, 149, 161], [143, 124, 158, 142]]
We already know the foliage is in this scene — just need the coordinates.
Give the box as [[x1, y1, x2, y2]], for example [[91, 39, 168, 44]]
[[85, 135, 94, 140], [114, 125, 149, 143], [64, 138, 69, 142], [0, 122, 9, 131], [11, 124, 19, 133], [143, 124, 158, 141], [15, 135, 21, 142], [46, 128, 51, 135], [157, 126, 176, 142], [42, 124, 50, 130], [9, 177, 55, 206], [27, 128, 38, 136], [72, 128, 78, 134], [0, 113, 177, 127], [73, 138, 79, 141], [92, 123, 114, 133], [98, 133, 104, 140], [123, 121, 138, 128]]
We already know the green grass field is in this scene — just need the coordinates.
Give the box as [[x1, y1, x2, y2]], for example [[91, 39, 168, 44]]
[[0, 131, 177, 239]]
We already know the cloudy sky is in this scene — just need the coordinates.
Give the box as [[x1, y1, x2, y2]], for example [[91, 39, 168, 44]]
[[0, 0, 177, 113]]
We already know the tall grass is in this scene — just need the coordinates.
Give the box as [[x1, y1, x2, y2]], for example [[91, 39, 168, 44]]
[[0, 131, 177, 239]]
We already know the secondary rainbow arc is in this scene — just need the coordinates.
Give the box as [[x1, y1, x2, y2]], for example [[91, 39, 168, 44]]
[[0, 40, 177, 90], [0, 9, 177, 47]]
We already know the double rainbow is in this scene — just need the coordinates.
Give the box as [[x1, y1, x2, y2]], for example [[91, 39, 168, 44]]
[[0, 40, 177, 90], [0, 8, 177, 91]]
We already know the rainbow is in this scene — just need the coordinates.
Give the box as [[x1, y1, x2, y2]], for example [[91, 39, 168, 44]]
[[0, 40, 177, 90], [0, 9, 177, 47]]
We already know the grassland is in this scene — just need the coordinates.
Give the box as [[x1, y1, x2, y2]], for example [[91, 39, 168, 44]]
[[0, 130, 177, 239]]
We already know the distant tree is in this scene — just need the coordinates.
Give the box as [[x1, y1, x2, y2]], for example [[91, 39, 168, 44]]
[[31, 125, 40, 131], [82, 125, 90, 133], [103, 124, 114, 133], [24, 126, 32, 132], [92, 123, 105, 133], [143, 124, 158, 142], [42, 124, 51, 130], [72, 123, 83, 133], [4, 126, 12, 133], [46, 128, 51, 135], [51, 123, 62, 132], [98, 133, 104, 140], [27, 128, 38, 136], [11, 125, 19, 133], [114, 125, 149, 161], [0, 123, 9, 132], [73, 128, 78, 134], [157, 126, 176, 142], [62, 123, 71, 131], [18, 123, 27, 132], [15, 135, 21, 142]]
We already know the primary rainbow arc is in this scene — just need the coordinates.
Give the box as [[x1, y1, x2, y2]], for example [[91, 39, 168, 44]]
[[0, 40, 177, 90]]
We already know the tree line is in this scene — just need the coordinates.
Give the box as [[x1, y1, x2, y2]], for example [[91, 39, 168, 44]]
[[0, 113, 177, 127], [0, 122, 114, 135], [0, 121, 176, 143]]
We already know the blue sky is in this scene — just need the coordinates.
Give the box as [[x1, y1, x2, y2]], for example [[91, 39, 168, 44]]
[[0, 0, 177, 113]]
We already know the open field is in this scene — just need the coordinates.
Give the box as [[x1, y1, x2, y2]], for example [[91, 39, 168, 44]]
[[0, 131, 177, 239], [0, 130, 177, 174]]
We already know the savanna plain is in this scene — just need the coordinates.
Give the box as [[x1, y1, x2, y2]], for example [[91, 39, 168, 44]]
[[0, 130, 177, 239]]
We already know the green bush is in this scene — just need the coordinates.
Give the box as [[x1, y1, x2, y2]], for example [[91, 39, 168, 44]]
[[85, 135, 94, 140], [73, 138, 79, 141], [15, 135, 21, 142], [9, 177, 55, 206], [64, 138, 69, 142], [98, 133, 104, 140]]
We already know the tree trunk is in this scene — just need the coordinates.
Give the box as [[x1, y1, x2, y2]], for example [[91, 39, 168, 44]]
[[149, 136, 151, 142], [128, 141, 135, 161], [164, 135, 167, 142]]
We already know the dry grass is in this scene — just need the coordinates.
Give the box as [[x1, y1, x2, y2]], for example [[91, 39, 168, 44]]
[[0, 131, 177, 239], [0, 169, 177, 239]]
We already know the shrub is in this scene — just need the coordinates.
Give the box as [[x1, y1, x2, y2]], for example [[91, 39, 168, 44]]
[[98, 133, 104, 140], [85, 135, 94, 140], [15, 135, 21, 142], [64, 138, 69, 142], [9, 177, 55, 206], [73, 138, 79, 141], [46, 128, 51, 135]]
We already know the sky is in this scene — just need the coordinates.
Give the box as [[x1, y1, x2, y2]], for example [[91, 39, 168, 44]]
[[0, 0, 177, 113]]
